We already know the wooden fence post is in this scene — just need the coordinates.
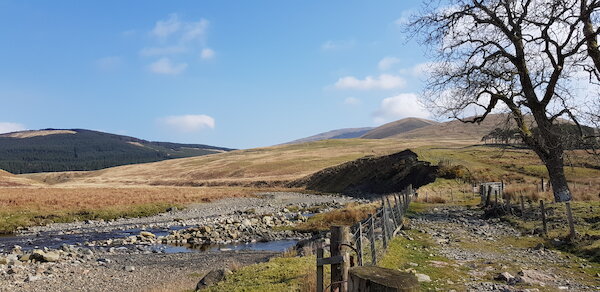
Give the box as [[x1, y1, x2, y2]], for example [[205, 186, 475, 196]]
[[494, 189, 498, 206], [565, 202, 576, 240], [368, 214, 377, 265], [381, 207, 389, 249], [540, 200, 548, 237], [394, 194, 403, 224], [356, 223, 364, 266], [330, 226, 349, 292], [386, 196, 398, 229], [317, 247, 324, 292], [541, 178, 545, 192], [520, 195, 525, 217], [485, 185, 492, 207]]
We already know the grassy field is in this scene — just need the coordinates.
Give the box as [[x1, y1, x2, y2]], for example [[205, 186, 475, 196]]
[[0, 186, 278, 234], [2, 138, 599, 233]]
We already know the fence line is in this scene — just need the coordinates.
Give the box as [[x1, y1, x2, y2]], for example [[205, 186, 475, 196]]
[[316, 185, 415, 292]]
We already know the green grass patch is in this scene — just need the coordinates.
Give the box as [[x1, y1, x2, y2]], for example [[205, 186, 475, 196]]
[[204, 256, 315, 292], [378, 231, 469, 290]]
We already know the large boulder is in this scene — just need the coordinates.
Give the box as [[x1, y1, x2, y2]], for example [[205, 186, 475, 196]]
[[291, 150, 437, 196], [196, 268, 233, 290]]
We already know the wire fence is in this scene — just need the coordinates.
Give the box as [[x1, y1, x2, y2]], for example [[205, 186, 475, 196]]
[[316, 185, 416, 292]]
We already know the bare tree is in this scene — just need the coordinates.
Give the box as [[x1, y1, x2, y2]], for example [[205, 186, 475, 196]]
[[409, 0, 600, 202]]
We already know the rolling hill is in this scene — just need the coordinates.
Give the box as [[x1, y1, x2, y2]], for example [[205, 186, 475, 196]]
[[361, 118, 439, 139], [285, 127, 374, 144], [389, 114, 526, 141], [0, 129, 233, 174]]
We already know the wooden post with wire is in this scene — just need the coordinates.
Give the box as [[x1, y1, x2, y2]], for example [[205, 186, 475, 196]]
[[540, 200, 548, 237]]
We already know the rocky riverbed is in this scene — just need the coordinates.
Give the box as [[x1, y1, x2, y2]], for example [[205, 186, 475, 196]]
[[0, 192, 357, 291]]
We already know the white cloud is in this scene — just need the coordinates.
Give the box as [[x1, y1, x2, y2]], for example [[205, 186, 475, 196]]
[[148, 58, 188, 75], [140, 46, 187, 56], [372, 93, 430, 124], [343, 97, 361, 106], [321, 39, 355, 51], [378, 57, 400, 71], [0, 122, 26, 134], [182, 19, 209, 42], [151, 13, 182, 39], [200, 48, 215, 60], [95, 56, 122, 71], [394, 10, 415, 26], [334, 74, 405, 90], [160, 114, 215, 132]]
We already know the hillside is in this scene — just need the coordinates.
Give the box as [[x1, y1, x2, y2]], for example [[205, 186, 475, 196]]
[[0, 169, 39, 186], [361, 117, 438, 139], [285, 127, 373, 144], [0, 129, 233, 174]]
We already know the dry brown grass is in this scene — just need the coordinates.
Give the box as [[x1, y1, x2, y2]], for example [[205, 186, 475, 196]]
[[21, 139, 472, 187], [0, 186, 260, 213], [295, 202, 377, 232], [0, 186, 291, 233]]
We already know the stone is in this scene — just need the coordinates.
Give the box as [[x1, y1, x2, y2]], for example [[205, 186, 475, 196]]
[[0, 257, 7, 265], [18, 254, 31, 262], [124, 266, 135, 272], [415, 273, 431, 282], [241, 219, 252, 227], [26, 275, 41, 282], [196, 268, 233, 290], [495, 272, 516, 284], [534, 243, 545, 250], [517, 269, 553, 286], [41, 251, 60, 262], [140, 231, 156, 238]]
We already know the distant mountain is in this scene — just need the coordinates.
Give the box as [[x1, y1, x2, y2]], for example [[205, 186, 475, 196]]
[[361, 118, 439, 139], [389, 114, 522, 141], [285, 127, 374, 144], [0, 129, 233, 174]]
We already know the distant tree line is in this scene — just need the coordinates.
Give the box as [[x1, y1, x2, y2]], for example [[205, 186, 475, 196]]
[[0, 129, 230, 174], [482, 124, 600, 150]]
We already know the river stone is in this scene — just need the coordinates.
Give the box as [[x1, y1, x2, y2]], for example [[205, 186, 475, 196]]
[[416, 273, 431, 282], [19, 253, 32, 262], [241, 219, 252, 227], [0, 257, 7, 265], [196, 268, 232, 290], [517, 269, 552, 286], [140, 231, 156, 238], [124, 266, 135, 272]]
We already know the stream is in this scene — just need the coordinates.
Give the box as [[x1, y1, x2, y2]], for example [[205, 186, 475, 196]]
[[0, 226, 299, 254]]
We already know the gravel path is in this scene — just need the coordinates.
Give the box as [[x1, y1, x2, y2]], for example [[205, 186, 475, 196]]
[[412, 205, 600, 291]]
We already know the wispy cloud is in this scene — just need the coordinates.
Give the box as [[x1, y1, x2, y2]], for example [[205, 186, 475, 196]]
[[372, 93, 430, 124], [321, 39, 355, 51], [143, 14, 214, 74], [343, 97, 361, 106], [94, 56, 122, 71], [378, 57, 400, 71], [159, 114, 215, 132], [151, 13, 182, 40], [200, 48, 215, 60], [334, 74, 405, 90], [0, 122, 26, 134], [140, 46, 187, 56], [148, 58, 188, 75]]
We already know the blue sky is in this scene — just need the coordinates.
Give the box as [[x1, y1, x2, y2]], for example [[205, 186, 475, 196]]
[[0, 0, 432, 149]]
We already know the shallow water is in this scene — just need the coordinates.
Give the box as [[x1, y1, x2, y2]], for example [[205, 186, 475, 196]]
[[0, 227, 297, 254]]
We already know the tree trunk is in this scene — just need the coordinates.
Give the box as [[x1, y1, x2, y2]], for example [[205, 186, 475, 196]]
[[545, 155, 572, 202]]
